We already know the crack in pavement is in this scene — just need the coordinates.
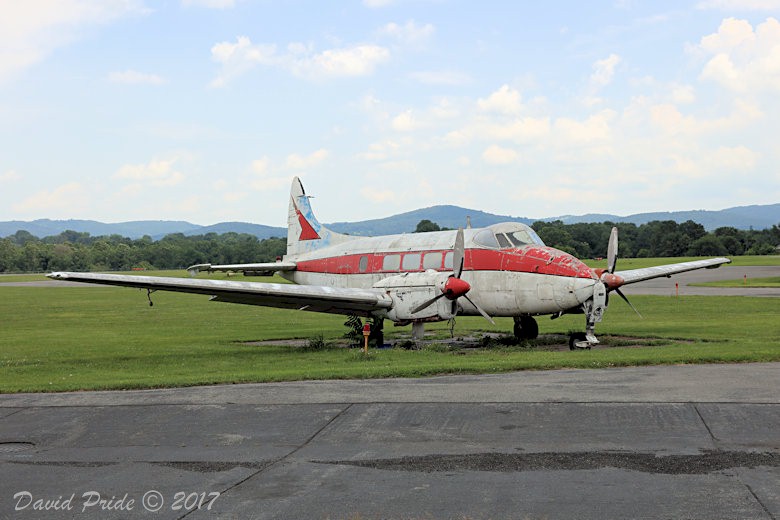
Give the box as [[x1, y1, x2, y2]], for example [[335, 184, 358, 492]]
[[318, 450, 780, 475]]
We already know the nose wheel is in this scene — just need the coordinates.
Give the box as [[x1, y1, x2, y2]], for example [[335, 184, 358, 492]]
[[568, 332, 592, 350]]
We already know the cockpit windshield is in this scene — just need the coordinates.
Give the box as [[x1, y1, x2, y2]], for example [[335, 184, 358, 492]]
[[475, 223, 546, 249]]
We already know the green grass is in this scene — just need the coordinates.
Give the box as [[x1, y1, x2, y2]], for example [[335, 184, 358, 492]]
[[691, 277, 780, 288], [584, 255, 780, 270], [1, 284, 778, 393]]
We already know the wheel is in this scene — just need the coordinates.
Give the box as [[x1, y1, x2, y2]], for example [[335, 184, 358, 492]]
[[513, 316, 539, 340], [569, 332, 588, 350]]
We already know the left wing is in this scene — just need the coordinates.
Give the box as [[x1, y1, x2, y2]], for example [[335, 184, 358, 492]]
[[47, 272, 392, 315], [615, 257, 731, 285]]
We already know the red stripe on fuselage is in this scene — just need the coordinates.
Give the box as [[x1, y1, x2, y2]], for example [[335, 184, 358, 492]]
[[295, 247, 594, 279]]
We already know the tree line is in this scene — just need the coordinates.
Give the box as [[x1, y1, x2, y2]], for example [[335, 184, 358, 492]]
[[0, 231, 286, 273], [0, 219, 777, 273], [530, 220, 779, 258]]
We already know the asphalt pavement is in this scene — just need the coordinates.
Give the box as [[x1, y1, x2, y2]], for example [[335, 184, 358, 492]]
[[1, 363, 779, 519]]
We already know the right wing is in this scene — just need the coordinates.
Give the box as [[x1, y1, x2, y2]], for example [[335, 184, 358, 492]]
[[47, 272, 391, 315], [615, 257, 731, 285], [186, 261, 297, 276]]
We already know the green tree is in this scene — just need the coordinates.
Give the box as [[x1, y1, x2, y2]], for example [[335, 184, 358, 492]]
[[414, 219, 441, 233]]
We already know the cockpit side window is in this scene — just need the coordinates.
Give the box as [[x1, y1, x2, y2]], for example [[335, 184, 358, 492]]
[[495, 233, 512, 248], [473, 229, 500, 249], [507, 230, 534, 247]]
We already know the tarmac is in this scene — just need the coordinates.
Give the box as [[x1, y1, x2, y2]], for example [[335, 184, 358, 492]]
[[1, 363, 779, 520], [1, 264, 779, 519]]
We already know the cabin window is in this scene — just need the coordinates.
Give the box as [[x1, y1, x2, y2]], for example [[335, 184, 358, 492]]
[[402, 253, 421, 271], [382, 254, 401, 271], [443, 251, 454, 269], [359, 256, 369, 272], [496, 233, 512, 248], [423, 252, 442, 269], [473, 229, 500, 249]]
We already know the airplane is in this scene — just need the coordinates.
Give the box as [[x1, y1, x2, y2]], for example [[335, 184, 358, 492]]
[[48, 177, 731, 349]]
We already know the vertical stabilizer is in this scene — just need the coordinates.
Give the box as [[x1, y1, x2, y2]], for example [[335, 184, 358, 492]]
[[286, 177, 355, 257]]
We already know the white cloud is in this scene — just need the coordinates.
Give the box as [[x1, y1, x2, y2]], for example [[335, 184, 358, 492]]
[[391, 110, 417, 131], [12, 182, 87, 214], [590, 53, 621, 87], [251, 157, 270, 174], [286, 149, 329, 169], [378, 20, 435, 46], [697, 17, 780, 92], [114, 158, 185, 188], [108, 69, 166, 85], [295, 45, 390, 79], [697, 0, 780, 10], [209, 36, 389, 86], [1, 170, 21, 182], [181, 0, 236, 8], [209, 36, 276, 88], [477, 85, 523, 115], [482, 145, 519, 165], [671, 84, 696, 104], [0, 0, 147, 83]]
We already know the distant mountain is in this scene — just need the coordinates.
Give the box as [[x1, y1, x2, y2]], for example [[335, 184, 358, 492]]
[[551, 204, 780, 230], [328, 205, 534, 236], [0, 219, 200, 239], [178, 222, 286, 240], [1, 203, 777, 240]]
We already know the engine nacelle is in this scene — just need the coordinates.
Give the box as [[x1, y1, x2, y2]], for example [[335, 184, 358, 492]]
[[373, 270, 456, 322]]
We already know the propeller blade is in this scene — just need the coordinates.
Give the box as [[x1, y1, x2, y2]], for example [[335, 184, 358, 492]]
[[463, 295, 495, 325], [411, 293, 446, 314], [607, 226, 618, 274], [615, 288, 642, 318], [453, 227, 465, 279]]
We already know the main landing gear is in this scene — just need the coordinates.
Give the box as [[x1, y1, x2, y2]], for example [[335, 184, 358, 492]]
[[513, 316, 539, 341]]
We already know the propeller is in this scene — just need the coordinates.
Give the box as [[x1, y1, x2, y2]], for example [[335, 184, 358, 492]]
[[601, 227, 642, 317], [411, 228, 495, 324]]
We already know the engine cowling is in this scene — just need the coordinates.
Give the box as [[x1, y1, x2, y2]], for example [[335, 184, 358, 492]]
[[373, 270, 457, 322]]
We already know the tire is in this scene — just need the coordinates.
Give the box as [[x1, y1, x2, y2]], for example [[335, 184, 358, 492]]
[[513, 316, 539, 340], [569, 332, 588, 350]]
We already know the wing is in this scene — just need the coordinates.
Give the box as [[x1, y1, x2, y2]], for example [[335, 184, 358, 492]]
[[186, 261, 297, 276], [615, 257, 731, 285], [47, 272, 392, 315]]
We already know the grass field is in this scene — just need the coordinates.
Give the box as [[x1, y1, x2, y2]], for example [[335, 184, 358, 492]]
[[1, 280, 778, 393]]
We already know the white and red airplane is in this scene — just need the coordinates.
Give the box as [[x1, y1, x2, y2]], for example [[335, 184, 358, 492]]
[[49, 177, 731, 349]]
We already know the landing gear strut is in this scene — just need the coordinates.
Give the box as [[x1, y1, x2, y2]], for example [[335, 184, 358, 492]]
[[570, 281, 607, 350], [513, 316, 538, 340]]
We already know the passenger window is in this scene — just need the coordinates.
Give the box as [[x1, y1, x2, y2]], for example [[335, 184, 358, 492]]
[[443, 251, 454, 269], [423, 252, 442, 269], [402, 253, 421, 271], [382, 254, 400, 271], [496, 233, 511, 248], [359, 256, 369, 272]]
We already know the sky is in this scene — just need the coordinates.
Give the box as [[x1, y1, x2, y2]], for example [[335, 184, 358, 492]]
[[1, 0, 779, 227]]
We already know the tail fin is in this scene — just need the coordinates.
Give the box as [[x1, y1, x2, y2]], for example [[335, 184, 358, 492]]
[[286, 177, 355, 257]]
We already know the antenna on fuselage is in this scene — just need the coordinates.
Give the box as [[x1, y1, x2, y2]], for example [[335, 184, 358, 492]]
[[466, 216, 471, 229]]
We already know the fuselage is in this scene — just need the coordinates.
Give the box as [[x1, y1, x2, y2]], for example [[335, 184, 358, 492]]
[[281, 223, 599, 317]]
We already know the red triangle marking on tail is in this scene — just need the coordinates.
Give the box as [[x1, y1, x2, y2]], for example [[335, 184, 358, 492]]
[[296, 208, 320, 240]]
